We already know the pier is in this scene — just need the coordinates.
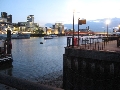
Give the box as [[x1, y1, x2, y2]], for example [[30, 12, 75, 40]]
[[63, 36, 120, 90], [0, 30, 13, 69]]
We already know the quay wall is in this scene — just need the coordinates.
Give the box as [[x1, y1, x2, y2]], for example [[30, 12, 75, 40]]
[[30, 34, 45, 37], [30, 34, 65, 37], [63, 47, 120, 90]]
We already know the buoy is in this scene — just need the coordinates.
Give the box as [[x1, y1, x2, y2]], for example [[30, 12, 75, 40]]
[[40, 42, 43, 44]]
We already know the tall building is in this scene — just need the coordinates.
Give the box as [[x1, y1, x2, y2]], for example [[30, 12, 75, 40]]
[[7, 15, 12, 23], [27, 15, 34, 28], [54, 23, 64, 34], [27, 15, 34, 23], [1, 12, 7, 18]]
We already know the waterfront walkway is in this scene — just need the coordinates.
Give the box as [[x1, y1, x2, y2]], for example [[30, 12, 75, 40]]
[[79, 40, 120, 52], [67, 36, 120, 53], [102, 40, 120, 51]]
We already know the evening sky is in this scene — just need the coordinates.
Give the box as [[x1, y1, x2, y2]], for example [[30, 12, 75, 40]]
[[0, 0, 120, 26]]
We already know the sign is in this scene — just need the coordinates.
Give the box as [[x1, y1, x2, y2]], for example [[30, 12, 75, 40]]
[[78, 19, 86, 25]]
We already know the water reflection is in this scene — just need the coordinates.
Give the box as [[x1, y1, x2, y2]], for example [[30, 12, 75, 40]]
[[9, 37, 66, 81]]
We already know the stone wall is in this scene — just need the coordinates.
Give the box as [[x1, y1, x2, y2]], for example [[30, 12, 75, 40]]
[[63, 47, 120, 90]]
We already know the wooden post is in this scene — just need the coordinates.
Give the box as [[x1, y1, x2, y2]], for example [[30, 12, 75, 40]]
[[7, 30, 11, 54]]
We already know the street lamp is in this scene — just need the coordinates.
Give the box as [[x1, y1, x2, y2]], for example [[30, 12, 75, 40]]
[[72, 11, 75, 47], [118, 24, 120, 32], [78, 18, 80, 46], [106, 20, 110, 38]]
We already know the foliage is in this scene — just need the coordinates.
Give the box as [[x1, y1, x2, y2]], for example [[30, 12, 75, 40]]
[[35, 28, 44, 34]]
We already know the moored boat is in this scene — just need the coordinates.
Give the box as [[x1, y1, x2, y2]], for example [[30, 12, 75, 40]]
[[0, 33, 30, 39], [0, 31, 30, 39], [44, 35, 53, 39], [11, 33, 30, 39], [50, 34, 58, 37]]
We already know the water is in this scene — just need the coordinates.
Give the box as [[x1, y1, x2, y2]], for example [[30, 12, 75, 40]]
[[0, 36, 104, 89], [0, 36, 67, 81]]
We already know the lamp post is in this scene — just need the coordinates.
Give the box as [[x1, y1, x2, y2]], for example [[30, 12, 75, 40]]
[[72, 11, 75, 47], [106, 20, 110, 38], [118, 24, 120, 32], [78, 18, 80, 46], [107, 24, 108, 38]]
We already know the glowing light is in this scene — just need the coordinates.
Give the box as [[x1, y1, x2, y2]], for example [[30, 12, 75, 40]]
[[106, 20, 110, 25], [118, 25, 120, 27]]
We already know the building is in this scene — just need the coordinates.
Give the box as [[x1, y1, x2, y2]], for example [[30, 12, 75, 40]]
[[26, 15, 34, 32], [44, 23, 65, 35], [7, 15, 12, 23], [1, 12, 7, 18], [0, 17, 12, 32], [27, 15, 34, 23], [0, 17, 7, 23], [0, 12, 13, 32], [52, 23, 64, 34]]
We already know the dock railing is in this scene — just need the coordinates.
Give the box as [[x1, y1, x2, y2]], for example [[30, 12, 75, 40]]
[[67, 36, 119, 51]]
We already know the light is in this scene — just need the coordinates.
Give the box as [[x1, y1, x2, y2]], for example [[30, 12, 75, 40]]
[[118, 25, 120, 27], [106, 19, 110, 25], [118, 24, 120, 31]]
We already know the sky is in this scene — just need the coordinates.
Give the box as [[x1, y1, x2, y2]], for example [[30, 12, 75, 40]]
[[0, 0, 120, 26]]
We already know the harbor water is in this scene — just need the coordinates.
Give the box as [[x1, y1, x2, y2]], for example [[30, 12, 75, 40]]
[[0, 35, 104, 89], [0, 36, 67, 81]]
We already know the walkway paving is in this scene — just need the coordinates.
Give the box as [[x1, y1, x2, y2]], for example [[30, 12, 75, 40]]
[[103, 40, 120, 52], [72, 40, 120, 53]]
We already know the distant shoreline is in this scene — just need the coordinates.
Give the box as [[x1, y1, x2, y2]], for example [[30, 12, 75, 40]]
[[30, 34, 65, 37]]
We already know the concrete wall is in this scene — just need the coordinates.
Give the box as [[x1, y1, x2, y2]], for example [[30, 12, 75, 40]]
[[63, 48, 120, 90]]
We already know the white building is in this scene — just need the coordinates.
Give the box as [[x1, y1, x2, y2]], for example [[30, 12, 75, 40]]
[[54, 23, 64, 34], [27, 15, 34, 27], [27, 15, 34, 23], [0, 17, 13, 33], [0, 17, 7, 22]]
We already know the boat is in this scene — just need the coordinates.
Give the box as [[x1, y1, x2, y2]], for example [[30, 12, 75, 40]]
[[0, 33, 30, 39], [11, 33, 30, 39], [44, 35, 53, 39], [50, 34, 58, 37], [0, 31, 30, 39]]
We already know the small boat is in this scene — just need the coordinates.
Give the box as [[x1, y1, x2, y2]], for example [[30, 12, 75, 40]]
[[50, 34, 58, 37], [44, 35, 53, 39]]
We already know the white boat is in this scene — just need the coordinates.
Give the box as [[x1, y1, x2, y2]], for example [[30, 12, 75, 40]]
[[50, 34, 58, 37], [11, 33, 30, 39], [44, 35, 53, 39], [0, 31, 30, 39]]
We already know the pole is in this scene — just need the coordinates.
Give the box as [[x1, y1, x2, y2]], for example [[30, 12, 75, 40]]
[[104, 30, 105, 36], [78, 18, 80, 46], [72, 11, 74, 47], [7, 29, 11, 54], [107, 24, 108, 38], [119, 25, 120, 31], [45, 27, 47, 35]]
